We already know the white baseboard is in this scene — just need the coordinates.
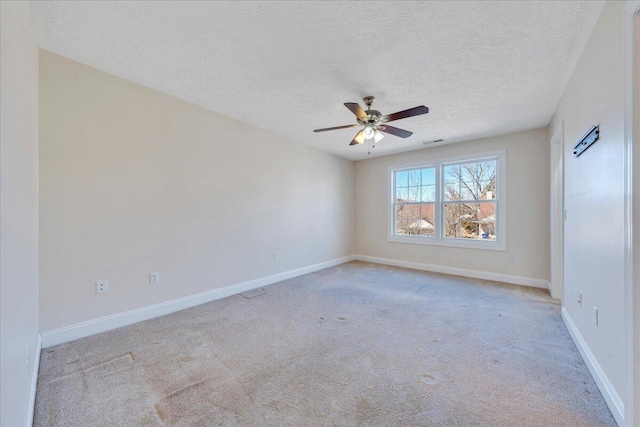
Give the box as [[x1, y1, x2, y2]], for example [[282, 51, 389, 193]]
[[354, 254, 550, 290], [41, 255, 355, 348], [561, 307, 624, 426], [26, 333, 42, 427], [40, 254, 549, 348]]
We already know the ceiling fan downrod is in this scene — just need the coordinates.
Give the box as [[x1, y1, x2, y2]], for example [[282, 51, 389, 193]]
[[363, 96, 375, 111]]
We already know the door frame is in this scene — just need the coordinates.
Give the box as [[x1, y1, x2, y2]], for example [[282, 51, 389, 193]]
[[550, 124, 564, 302], [623, 1, 638, 425]]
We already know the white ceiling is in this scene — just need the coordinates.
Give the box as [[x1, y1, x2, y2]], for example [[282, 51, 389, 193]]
[[34, 1, 603, 161]]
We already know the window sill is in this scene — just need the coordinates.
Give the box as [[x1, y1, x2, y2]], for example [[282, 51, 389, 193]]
[[388, 235, 506, 251]]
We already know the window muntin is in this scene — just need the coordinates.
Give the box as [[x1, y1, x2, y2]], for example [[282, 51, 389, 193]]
[[390, 153, 503, 250], [393, 167, 435, 236], [442, 159, 497, 241]]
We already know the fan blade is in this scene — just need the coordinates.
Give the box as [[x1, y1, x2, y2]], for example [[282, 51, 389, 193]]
[[349, 129, 365, 146], [381, 105, 429, 123], [378, 125, 413, 138], [313, 124, 359, 133], [344, 102, 367, 120]]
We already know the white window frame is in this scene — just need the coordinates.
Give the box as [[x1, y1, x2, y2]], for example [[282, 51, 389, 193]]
[[388, 150, 506, 251]]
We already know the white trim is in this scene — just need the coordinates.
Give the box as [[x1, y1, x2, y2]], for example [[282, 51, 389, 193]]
[[26, 334, 42, 427], [387, 150, 506, 251], [562, 307, 624, 426], [354, 254, 549, 290], [41, 255, 355, 348], [387, 234, 505, 251], [623, 2, 639, 426], [550, 123, 564, 301]]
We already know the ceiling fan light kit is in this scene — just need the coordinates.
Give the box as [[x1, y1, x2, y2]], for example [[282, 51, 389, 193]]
[[363, 125, 375, 139], [373, 130, 384, 144], [313, 96, 429, 151]]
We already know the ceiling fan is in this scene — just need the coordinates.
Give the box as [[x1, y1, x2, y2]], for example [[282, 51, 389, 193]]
[[313, 96, 429, 147]]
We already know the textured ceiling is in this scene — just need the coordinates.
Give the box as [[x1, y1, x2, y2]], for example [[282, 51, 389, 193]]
[[34, 1, 603, 160]]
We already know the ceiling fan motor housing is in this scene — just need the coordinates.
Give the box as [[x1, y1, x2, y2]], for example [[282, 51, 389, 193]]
[[357, 110, 382, 126], [359, 96, 382, 126]]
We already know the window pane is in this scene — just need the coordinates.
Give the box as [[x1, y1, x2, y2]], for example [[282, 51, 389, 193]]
[[444, 181, 461, 201], [444, 203, 462, 238], [460, 183, 477, 201], [478, 202, 496, 240], [456, 203, 479, 240], [395, 170, 408, 188], [444, 164, 462, 201], [421, 168, 435, 186], [420, 185, 435, 202], [407, 219, 420, 235], [406, 186, 421, 202], [418, 203, 435, 236], [421, 203, 435, 221], [408, 170, 421, 186], [395, 204, 408, 220], [396, 187, 408, 202], [477, 161, 497, 182], [459, 202, 479, 239], [396, 219, 408, 235], [444, 164, 460, 184], [481, 180, 496, 199]]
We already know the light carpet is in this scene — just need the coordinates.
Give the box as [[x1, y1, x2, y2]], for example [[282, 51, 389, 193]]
[[34, 261, 616, 426]]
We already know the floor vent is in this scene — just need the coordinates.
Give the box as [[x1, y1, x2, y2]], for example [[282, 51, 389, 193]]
[[239, 288, 268, 300]]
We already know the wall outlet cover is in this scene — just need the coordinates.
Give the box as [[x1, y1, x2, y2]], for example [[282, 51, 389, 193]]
[[96, 280, 108, 294], [578, 292, 583, 307], [150, 272, 160, 285]]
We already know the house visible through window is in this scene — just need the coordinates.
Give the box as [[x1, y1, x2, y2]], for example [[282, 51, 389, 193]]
[[443, 160, 496, 241], [390, 152, 504, 250], [394, 167, 436, 236]]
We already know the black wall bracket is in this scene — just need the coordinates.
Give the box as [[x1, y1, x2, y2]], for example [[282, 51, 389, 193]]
[[573, 125, 599, 157]]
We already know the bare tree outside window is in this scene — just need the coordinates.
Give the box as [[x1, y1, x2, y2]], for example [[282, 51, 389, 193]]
[[391, 153, 503, 248], [443, 160, 497, 240], [394, 167, 435, 236]]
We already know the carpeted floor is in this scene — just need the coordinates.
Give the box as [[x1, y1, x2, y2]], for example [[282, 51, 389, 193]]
[[34, 261, 616, 426]]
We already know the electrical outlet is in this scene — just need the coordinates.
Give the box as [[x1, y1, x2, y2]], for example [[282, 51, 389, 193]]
[[273, 252, 278, 261], [149, 272, 160, 285], [508, 254, 516, 262], [378, 241, 383, 248], [578, 292, 583, 307], [593, 306, 599, 327], [96, 280, 108, 294]]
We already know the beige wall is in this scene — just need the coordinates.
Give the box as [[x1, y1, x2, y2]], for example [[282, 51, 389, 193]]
[[1, 2, 40, 426], [354, 127, 550, 281], [549, 0, 626, 418], [39, 51, 354, 332]]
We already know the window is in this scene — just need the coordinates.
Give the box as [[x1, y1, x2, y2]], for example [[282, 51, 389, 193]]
[[393, 167, 436, 236], [443, 160, 496, 241], [389, 151, 505, 250]]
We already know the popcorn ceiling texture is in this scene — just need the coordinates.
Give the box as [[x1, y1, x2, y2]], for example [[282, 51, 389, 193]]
[[34, 1, 603, 160]]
